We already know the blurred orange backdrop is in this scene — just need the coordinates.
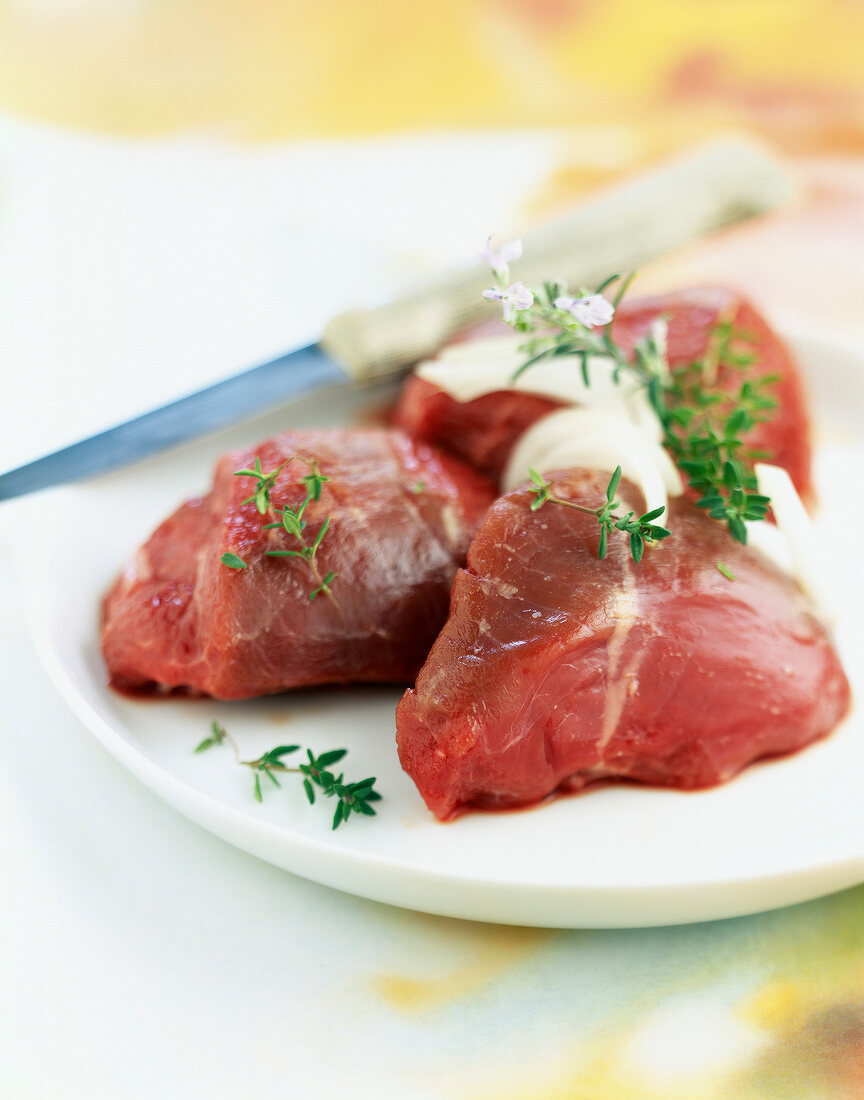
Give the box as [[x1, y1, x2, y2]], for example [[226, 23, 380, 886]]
[[2, 0, 862, 327], [1, 0, 862, 152]]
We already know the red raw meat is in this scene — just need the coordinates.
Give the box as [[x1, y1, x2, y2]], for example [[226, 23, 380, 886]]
[[391, 288, 812, 497], [102, 429, 495, 700], [614, 289, 812, 500], [396, 470, 849, 820], [393, 376, 562, 482]]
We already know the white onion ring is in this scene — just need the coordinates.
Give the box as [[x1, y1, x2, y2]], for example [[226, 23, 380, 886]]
[[753, 463, 832, 616], [503, 408, 683, 517]]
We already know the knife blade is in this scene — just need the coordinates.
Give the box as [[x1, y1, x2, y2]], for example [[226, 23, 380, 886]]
[[0, 344, 349, 502], [0, 136, 794, 502]]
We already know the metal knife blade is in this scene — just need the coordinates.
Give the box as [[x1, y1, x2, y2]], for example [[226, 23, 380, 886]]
[[0, 343, 348, 501], [0, 137, 794, 502]]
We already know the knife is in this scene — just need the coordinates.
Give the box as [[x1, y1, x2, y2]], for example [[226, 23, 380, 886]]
[[0, 136, 792, 502]]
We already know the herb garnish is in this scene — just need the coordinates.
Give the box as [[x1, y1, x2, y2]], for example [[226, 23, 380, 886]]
[[529, 465, 670, 563], [660, 324, 776, 544], [236, 455, 289, 515], [219, 552, 247, 570], [220, 455, 338, 604], [195, 721, 381, 829], [482, 239, 778, 553]]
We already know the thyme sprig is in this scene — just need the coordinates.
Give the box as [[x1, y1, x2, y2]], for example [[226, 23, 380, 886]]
[[529, 466, 670, 563], [483, 246, 779, 549], [660, 327, 776, 543], [220, 455, 338, 604], [195, 722, 381, 830], [235, 455, 290, 515]]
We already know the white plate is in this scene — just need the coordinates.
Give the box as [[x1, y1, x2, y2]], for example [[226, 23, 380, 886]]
[[31, 326, 864, 929]]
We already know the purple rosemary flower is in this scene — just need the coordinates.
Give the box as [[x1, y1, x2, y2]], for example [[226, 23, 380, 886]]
[[483, 281, 535, 322], [481, 237, 523, 281], [554, 293, 615, 328]]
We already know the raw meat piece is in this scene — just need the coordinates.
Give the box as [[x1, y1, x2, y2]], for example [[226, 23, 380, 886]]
[[614, 289, 812, 499], [396, 469, 849, 820], [102, 429, 495, 699], [393, 376, 562, 482], [391, 289, 812, 497]]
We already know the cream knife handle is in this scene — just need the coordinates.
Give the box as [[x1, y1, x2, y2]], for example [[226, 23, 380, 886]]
[[321, 135, 794, 381]]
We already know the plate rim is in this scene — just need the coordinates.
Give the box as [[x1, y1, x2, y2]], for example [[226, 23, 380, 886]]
[[28, 319, 864, 928]]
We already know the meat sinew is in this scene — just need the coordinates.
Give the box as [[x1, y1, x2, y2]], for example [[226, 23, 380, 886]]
[[396, 470, 849, 820], [102, 429, 495, 699], [392, 288, 812, 496]]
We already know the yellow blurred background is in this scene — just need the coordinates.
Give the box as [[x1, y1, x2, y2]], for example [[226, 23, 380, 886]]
[[1, 0, 862, 323], [1, 0, 862, 150]]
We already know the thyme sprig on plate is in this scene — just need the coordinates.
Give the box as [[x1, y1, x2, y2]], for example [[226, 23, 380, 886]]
[[195, 722, 381, 830], [220, 455, 338, 604], [482, 240, 779, 550], [529, 466, 670, 564]]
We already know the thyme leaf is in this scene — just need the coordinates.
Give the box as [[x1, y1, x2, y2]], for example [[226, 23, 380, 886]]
[[660, 328, 777, 545], [529, 466, 671, 564], [220, 552, 247, 570], [195, 722, 380, 829], [222, 455, 338, 604]]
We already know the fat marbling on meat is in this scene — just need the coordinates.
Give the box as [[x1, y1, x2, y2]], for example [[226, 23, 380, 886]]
[[396, 470, 849, 820], [102, 429, 495, 699]]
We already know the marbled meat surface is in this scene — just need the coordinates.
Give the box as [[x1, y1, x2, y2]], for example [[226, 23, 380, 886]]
[[103, 429, 495, 699], [396, 470, 849, 819]]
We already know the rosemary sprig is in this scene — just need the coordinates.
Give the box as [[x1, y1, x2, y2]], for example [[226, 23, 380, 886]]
[[528, 466, 670, 564], [505, 274, 666, 400], [220, 455, 338, 603], [483, 248, 778, 550], [195, 722, 381, 829]]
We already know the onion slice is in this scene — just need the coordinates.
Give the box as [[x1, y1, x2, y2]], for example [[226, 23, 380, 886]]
[[416, 335, 662, 442], [503, 408, 683, 517], [416, 341, 828, 608], [753, 462, 833, 618]]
